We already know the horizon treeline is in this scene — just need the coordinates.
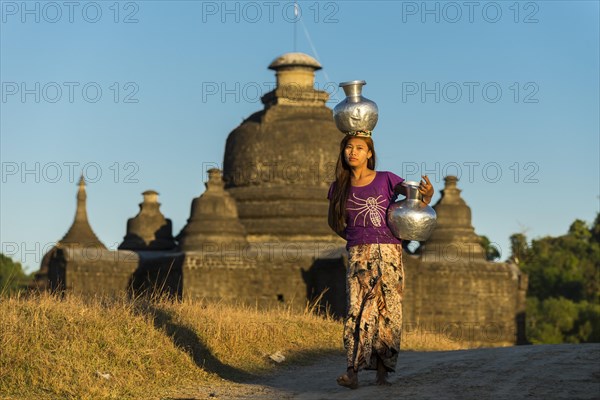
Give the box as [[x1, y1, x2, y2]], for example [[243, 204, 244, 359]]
[[511, 213, 599, 343]]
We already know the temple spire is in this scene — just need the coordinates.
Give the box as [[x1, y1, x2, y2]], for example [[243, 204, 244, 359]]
[[60, 175, 106, 249], [261, 52, 328, 107]]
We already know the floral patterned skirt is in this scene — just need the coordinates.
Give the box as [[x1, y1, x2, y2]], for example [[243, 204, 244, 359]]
[[344, 243, 404, 372]]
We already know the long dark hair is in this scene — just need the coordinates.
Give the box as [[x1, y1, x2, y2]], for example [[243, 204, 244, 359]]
[[330, 135, 377, 233]]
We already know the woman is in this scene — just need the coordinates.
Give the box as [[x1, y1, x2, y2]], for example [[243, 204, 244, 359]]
[[327, 133, 433, 389]]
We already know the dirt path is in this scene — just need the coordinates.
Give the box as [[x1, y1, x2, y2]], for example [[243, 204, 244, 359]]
[[166, 344, 600, 400]]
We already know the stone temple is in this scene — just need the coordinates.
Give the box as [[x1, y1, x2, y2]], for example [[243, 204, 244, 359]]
[[37, 52, 528, 347]]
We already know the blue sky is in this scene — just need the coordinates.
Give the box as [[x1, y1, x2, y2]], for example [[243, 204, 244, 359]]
[[1, 0, 599, 272]]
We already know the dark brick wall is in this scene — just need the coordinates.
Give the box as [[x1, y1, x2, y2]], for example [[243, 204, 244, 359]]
[[403, 255, 525, 346], [181, 252, 308, 307], [49, 247, 139, 297], [48, 246, 527, 347]]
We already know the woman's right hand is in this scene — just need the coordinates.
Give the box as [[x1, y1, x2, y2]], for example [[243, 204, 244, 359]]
[[419, 175, 434, 204]]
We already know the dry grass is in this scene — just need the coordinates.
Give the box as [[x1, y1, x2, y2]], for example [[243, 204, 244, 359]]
[[0, 293, 203, 399], [148, 297, 342, 377], [0, 291, 497, 399], [0, 292, 342, 400], [403, 331, 512, 351]]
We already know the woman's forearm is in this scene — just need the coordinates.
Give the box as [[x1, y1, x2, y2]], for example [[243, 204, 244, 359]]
[[328, 204, 347, 239]]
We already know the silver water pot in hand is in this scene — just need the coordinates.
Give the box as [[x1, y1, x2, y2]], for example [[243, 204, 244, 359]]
[[387, 181, 437, 241]]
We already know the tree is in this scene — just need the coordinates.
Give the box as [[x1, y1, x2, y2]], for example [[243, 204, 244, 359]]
[[509, 233, 528, 265], [0, 253, 29, 294], [592, 213, 600, 243], [479, 235, 500, 261], [516, 213, 600, 343]]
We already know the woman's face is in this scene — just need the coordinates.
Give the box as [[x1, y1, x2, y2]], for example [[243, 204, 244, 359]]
[[344, 137, 372, 168]]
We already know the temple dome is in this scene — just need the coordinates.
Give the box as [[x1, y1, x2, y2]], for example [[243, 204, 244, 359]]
[[223, 52, 344, 242], [268, 52, 322, 70]]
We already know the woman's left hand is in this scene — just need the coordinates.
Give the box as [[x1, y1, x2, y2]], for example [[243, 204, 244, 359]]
[[419, 175, 434, 204]]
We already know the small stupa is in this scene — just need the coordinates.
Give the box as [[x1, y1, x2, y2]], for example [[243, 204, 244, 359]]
[[420, 176, 487, 262], [119, 190, 177, 251], [177, 168, 248, 251]]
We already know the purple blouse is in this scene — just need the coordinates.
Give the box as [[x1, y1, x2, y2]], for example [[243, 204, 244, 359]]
[[328, 171, 405, 248]]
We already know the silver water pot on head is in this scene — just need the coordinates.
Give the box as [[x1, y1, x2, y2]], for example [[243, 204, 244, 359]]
[[387, 181, 437, 241], [333, 80, 379, 134]]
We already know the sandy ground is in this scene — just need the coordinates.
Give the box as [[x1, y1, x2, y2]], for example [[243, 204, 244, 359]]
[[165, 344, 600, 400]]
